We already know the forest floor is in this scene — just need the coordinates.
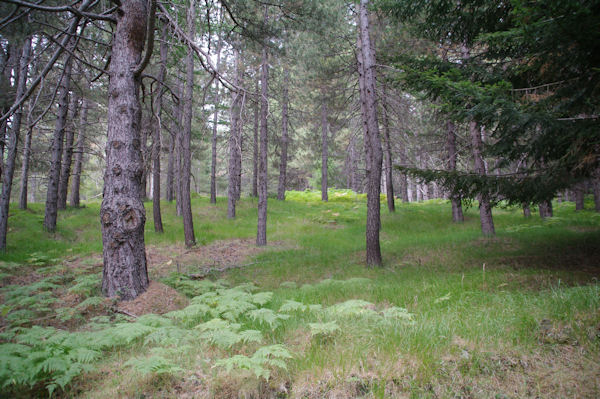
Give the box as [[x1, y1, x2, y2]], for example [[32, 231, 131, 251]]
[[1, 191, 599, 398]]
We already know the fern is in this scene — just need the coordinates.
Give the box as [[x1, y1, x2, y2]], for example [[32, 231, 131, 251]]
[[214, 344, 292, 380], [68, 273, 101, 296], [326, 299, 378, 318], [76, 296, 105, 310], [125, 355, 183, 375], [380, 306, 415, 325], [308, 321, 340, 338], [247, 308, 290, 329]]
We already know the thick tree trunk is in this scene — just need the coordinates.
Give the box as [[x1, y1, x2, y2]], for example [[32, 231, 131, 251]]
[[210, 18, 224, 204], [321, 96, 329, 202], [445, 121, 463, 222], [381, 85, 395, 212], [44, 41, 74, 232], [257, 10, 269, 246], [0, 39, 31, 250], [252, 77, 259, 198], [358, 0, 383, 266], [18, 125, 33, 210], [470, 121, 495, 236], [58, 92, 79, 210], [227, 47, 243, 218], [100, 0, 150, 300], [70, 98, 88, 207], [181, 2, 196, 246], [152, 23, 168, 233], [575, 182, 585, 210], [277, 68, 289, 201]]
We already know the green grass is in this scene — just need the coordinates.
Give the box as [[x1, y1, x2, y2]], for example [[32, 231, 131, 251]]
[[1, 192, 599, 398]]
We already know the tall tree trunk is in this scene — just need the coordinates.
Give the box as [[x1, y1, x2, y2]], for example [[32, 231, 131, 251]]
[[210, 13, 224, 204], [252, 76, 259, 198], [470, 121, 495, 236], [277, 68, 289, 201], [227, 46, 243, 218], [19, 125, 33, 210], [44, 41, 74, 232], [70, 98, 88, 207], [321, 94, 329, 202], [166, 128, 175, 202], [399, 146, 409, 202], [445, 121, 463, 222], [181, 1, 196, 246], [58, 92, 79, 210], [358, 0, 383, 266], [100, 0, 150, 300], [0, 38, 31, 250], [152, 23, 168, 233], [594, 172, 600, 212], [257, 8, 269, 246], [381, 85, 395, 212], [175, 74, 184, 216], [575, 182, 585, 210]]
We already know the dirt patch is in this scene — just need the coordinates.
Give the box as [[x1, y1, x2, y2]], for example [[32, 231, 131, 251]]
[[146, 239, 284, 278], [118, 281, 188, 316]]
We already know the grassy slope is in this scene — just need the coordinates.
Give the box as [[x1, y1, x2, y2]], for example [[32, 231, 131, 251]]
[[1, 193, 599, 398]]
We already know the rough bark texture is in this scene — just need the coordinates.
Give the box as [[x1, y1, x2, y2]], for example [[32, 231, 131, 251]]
[[358, 0, 383, 266], [181, 2, 196, 246], [100, 0, 149, 300], [257, 12, 269, 246], [152, 23, 168, 233], [210, 17, 224, 204], [277, 68, 289, 201], [0, 39, 30, 250], [321, 96, 329, 202], [252, 77, 259, 198], [70, 98, 88, 207], [381, 85, 395, 212], [227, 47, 243, 218], [470, 121, 495, 236], [445, 121, 463, 222], [58, 92, 79, 210], [19, 125, 33, 210], [44, 42, 74, 232]]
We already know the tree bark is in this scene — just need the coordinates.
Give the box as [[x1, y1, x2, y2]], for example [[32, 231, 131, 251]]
[[100, 0, 150, 300], [181, 1, 196, 246], [175, 74, 184, 216], [321, 93, 329, 202], [445, 121, 463, 222], [70, 98, 88, 207], [19, 125, 33, 210], [57, 92, 79, 210], [44, 40, 74, 232], [0, 38, 31, 250], [252, 76, 259, 198], [166, 127, 175, 202], [470, 121, 495, 236], [594, 172, 600, 212], [257, 8, 269, 246], [358, 0, 383, 266], [380, 84, 395, 212], [227, 46, 243, 218], [210, 12, 224, 204], [539, 200, 553, 218], [152, 23, 168, 233], [277, 68, 290, 201]]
